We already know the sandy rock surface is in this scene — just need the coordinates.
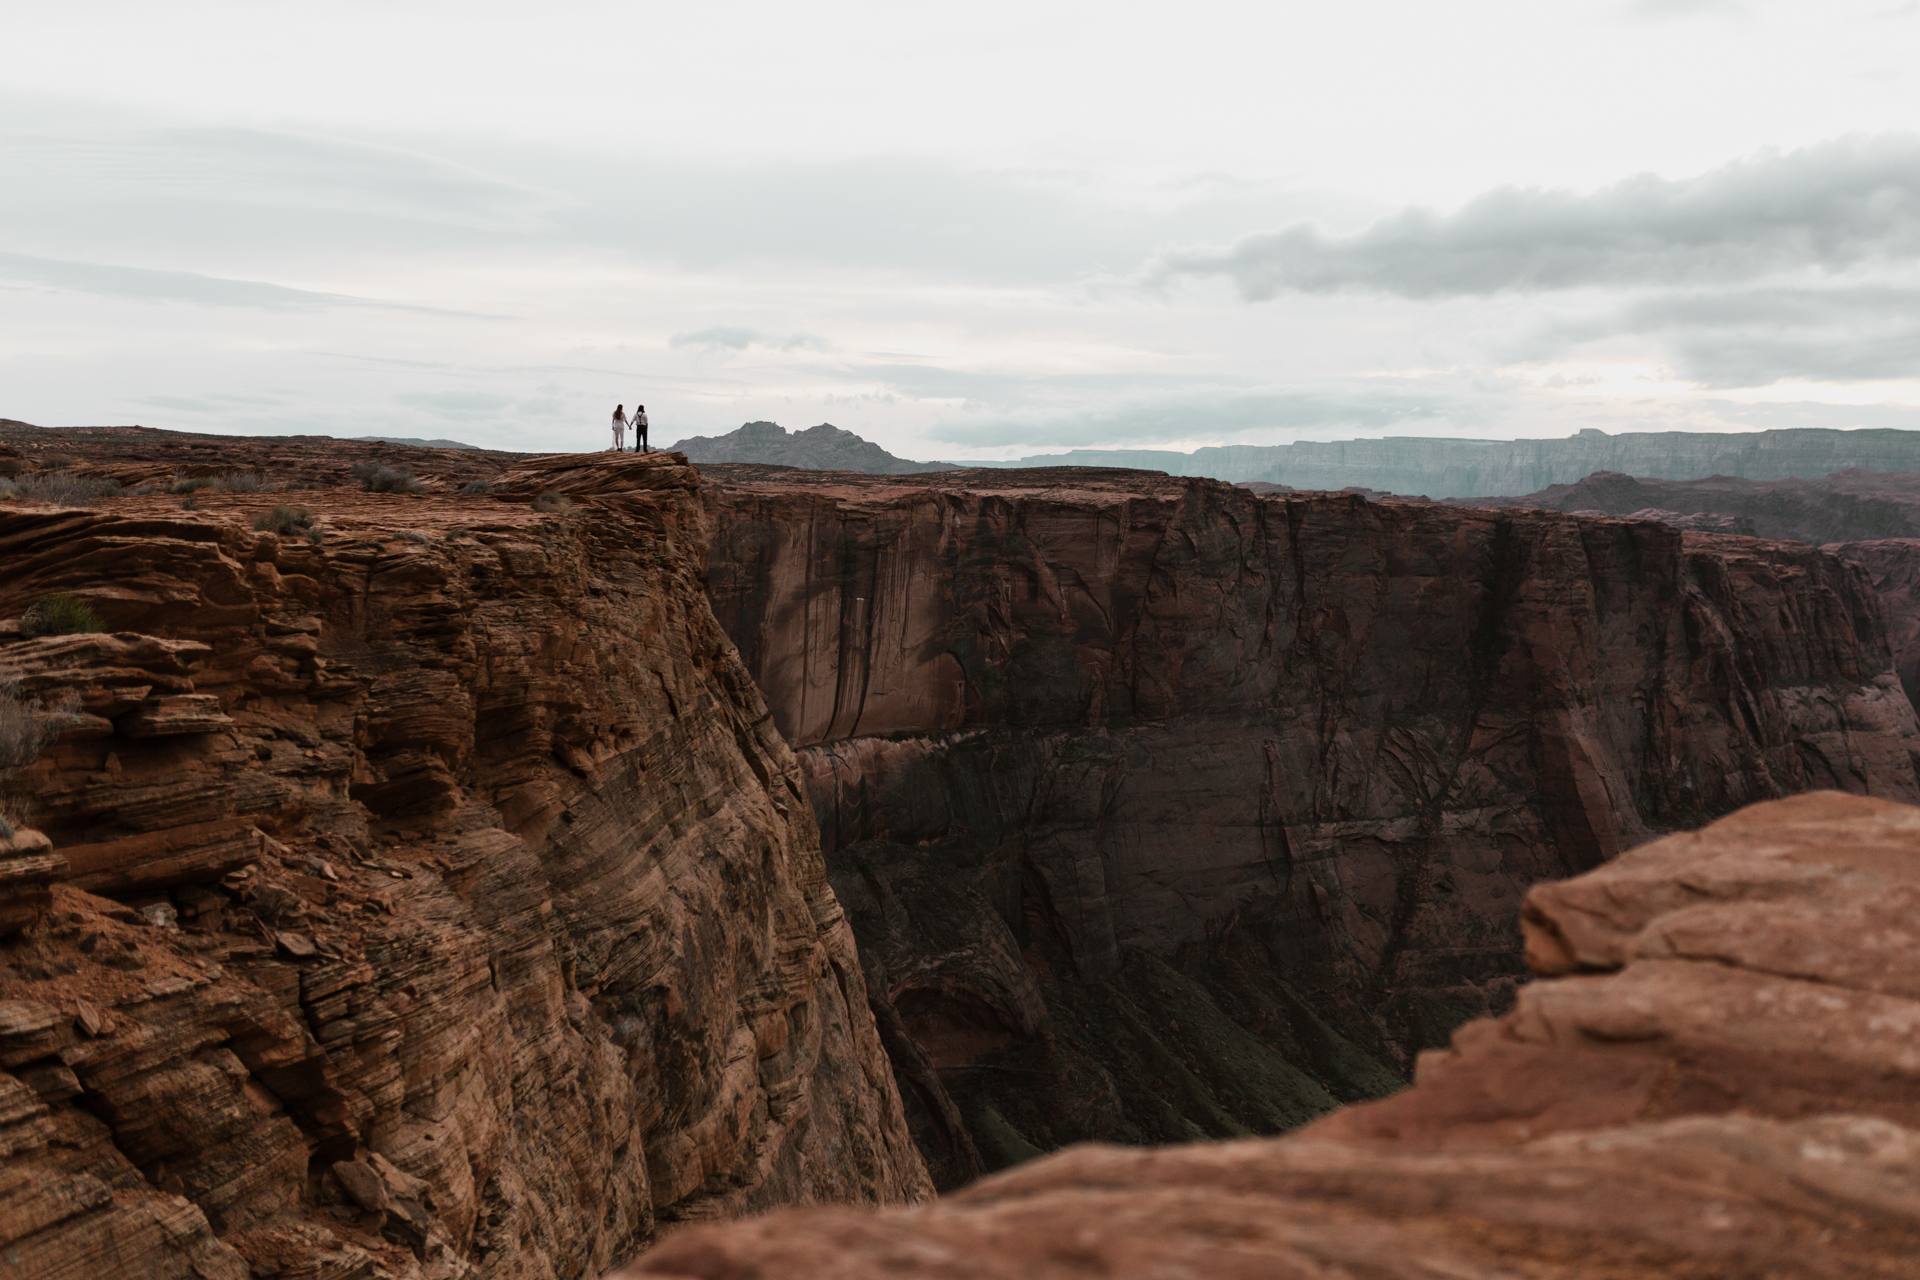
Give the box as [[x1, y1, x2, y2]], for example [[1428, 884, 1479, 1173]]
[[629, 791, 1920, 1279], [0, 449, 929, 1279]]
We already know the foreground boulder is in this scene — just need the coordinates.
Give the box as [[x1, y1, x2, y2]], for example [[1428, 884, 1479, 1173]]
[[630, 790, 1920, 1278], [0, 452, 929, 1279]]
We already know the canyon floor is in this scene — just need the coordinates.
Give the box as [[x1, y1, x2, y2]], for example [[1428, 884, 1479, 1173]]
[[3, 424, 1920, 1277]]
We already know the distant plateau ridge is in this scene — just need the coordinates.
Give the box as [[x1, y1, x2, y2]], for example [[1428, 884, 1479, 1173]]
[[674, 420, 1920, 500]]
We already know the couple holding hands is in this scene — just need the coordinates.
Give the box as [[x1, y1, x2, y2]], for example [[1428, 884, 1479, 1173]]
[[611, 404, 649, 451]]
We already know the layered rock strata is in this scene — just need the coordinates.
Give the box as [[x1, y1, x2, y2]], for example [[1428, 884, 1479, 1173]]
[[629, 790, 1920, 1279], [0, 453, 929, 1280], [700, 464, 1920, 1184], [0, 420, 517, 493]]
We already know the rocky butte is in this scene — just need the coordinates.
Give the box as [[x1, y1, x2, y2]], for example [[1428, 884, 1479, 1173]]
[[0, 447, 929, 1279], [698, 462, 1920, 1185]]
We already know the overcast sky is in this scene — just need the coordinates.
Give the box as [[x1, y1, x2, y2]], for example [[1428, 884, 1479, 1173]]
[[3, 0, 1918, 459]]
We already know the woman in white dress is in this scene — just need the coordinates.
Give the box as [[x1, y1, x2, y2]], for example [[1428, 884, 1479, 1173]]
[[611, 404, 627, 451]]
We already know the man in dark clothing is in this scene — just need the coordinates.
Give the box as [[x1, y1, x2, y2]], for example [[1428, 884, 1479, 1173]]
[[633, 404, 649, 453]]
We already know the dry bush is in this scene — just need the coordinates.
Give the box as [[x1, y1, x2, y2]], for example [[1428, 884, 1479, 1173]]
[[253, 504, 316, 534], [398, 530, 430, 545], [12, 471, 120, 506], [532, 491, 573, 514], [215, 472, 264, 493], [19, 594, 103, 638], [169, 475, 213, 495], [351, 461, 427, 494], [460, 479, 494, 495], [0, 673, 75, 775]]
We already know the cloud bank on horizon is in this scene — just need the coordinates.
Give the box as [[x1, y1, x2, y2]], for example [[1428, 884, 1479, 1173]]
[[1, 0, 1917, 459]]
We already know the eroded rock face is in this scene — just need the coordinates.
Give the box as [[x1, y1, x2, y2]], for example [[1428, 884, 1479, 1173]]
[[1827, 538, 1920, 710], [627, 791, 1920, 1279], [0, 453, 930, 1279], [700, 465, 1920, 1183]]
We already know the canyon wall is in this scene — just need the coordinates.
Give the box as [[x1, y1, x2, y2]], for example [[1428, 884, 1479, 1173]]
[[0, 452, 929, 1280], [1455, 467, 1920, 544], [701, 464, 1920, 1185], [628, 790, 1920, 1280]]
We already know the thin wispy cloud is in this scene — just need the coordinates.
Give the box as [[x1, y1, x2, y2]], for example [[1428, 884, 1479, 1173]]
[[668, 327, 833, 352]]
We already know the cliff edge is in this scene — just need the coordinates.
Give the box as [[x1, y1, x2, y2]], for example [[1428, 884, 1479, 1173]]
[[0, 451, 930, 1280]]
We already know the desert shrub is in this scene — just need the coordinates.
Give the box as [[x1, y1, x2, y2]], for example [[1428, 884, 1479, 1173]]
[[397, 530, 430, 545], [0, 478, 16, 501], [460, 479, 494, 495], [13, 472, 120, 506], [305, 525, 326, 546], [180, 494, 206, 511], [532, 491, 572, 514], [351, 461, 427, 494], [253, 504, 315, 534], [125, 482, 159, 496], [169, 475, 213, 494], [215, 472, 263, 493], [18, 593, 102, 639], [0, 674, 75, 775]]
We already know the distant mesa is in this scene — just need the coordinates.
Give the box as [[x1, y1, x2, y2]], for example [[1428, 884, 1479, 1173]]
[[674, 421, 1920, 497], [987, 427, 1920, 499], [348, 435, 482, 451], [670, 421, 961, 474]]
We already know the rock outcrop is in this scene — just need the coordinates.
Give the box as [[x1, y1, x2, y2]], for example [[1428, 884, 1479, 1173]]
[[666, 423, 959, 475], [700, 464, 1920, 1184], [0, 452, 930, 1279], [628, 790, 1920, 1279]]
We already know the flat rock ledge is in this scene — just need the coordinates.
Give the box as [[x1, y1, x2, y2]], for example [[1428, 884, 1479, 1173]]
[[629, 790, 1920, 1279]]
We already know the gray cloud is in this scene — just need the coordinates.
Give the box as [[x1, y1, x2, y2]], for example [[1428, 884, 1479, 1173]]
[[668, 327, 832, 352], [0, 251, 377, 309], [0, 250, 480, 314], [0, 106, 1358, 287], [1148, 136, 1920, 300], [929, 386, 1464, 449], [1543, 284, 1920, 385]]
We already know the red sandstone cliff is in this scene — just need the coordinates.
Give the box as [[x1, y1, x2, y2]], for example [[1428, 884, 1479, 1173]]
[[628, 790, 1920, 1278], [700, 465, 1920, 1183], [0, 452, 930, 1279]]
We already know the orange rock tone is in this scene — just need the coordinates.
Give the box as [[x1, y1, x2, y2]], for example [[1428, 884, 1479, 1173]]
[[630, 790, 1920, 1279], [0, 451, 930, 1279]]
